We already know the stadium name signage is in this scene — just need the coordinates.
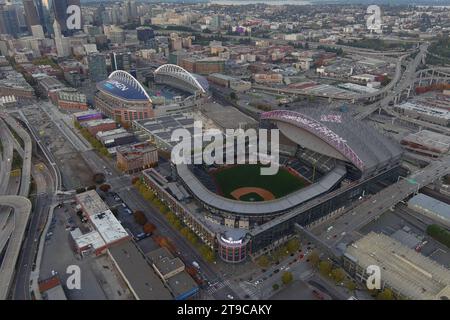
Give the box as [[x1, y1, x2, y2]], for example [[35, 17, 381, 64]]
[[106, 80, 129, 92], [171, 121, 280, 175], [281, 114, 347, 145], [220, 236, 243, 245]]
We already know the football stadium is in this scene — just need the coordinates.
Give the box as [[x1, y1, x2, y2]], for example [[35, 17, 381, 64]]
[[143, 107, 404, 263], [95, 70, 154, 123]]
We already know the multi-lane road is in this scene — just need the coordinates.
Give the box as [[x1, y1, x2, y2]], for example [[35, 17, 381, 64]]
[[354, 43, 429, 120], [0, 196, 32, 300], [313, 155, 450, 247]]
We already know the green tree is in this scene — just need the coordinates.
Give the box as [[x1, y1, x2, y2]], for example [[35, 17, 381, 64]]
[[318, 260, 333, 277], [181, 227, 190, 238], [200, 245, 215, 262], [286, 238, 300, 254], [377, 288, 394, 300], [344, 279, 357, 291], [272, 283, 279, 291], [331, 268, 346, 283], [257, 255, 270, 268], [281, 271, 293, 285], [308, 250, 320, 267]]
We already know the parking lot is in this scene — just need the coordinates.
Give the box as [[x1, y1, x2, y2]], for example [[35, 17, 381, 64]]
[[102, 191, 159, 254], [22, 104, 94, 189], [360, 205, 450, 268], [40, 202, 132, 299]]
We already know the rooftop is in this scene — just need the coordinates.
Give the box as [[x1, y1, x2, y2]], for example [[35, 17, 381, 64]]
[[75, 190, 109, 217], [82, 118, 116, 128], [408, 193, 450, 223], [401, 130, 450, 154], [345, 232, 450, 300], [89, 210, 129, 244], [397, 102, 450, 120], [108, 241, 173, 300]]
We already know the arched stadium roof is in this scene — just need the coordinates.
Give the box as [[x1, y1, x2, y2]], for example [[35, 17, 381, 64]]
[[261, 109, 403, 173], [154, 64, 209, 93], [97, 70, 153, 102]]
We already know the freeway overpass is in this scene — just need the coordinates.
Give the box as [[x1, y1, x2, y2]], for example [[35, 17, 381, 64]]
[[0, 119, 14, 195], [313, 155, 450, 248], [354, 43, 429, 121], [0, 196, 32, 299], [1, 115, 32, 197]]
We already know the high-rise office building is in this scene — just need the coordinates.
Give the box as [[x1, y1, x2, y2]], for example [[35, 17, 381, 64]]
[[93, 3, 105, 26], [0, 4, 20, 37], [125, 0, 137, 22], [87, 53, 108, 83], [23, 0, 40, 31], [54, 19, 69, 57], [110, 52, 131, 72], [136, 27, 154, 43]]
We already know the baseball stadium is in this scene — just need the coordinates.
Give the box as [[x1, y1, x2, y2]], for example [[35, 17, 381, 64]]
[[167, 108, 404, 262]]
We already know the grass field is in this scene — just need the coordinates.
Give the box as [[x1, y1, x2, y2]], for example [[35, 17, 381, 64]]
[[212, 164, 309, 201]]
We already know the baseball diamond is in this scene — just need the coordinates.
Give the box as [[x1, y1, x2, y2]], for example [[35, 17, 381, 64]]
[[211, 164, 309, 201]]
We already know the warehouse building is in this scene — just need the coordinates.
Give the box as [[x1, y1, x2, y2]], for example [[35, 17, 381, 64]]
[[96, 128, 136, 148], [73, 190, 131, 255], [394, 102, 450, 126], [401, 130, 450, 158], [73, 110, 103, 123], [343, 232, 450, 300], [82, 118, 117, 136], [116, 142, 158, 174], [108, 241, 173, 300], [408, 193, 450, 228], [146, 247, 199, 300]]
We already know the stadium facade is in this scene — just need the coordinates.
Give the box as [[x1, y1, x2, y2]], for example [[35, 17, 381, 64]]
[[94, 70, 154, 123], [141, 108, 403, 263]]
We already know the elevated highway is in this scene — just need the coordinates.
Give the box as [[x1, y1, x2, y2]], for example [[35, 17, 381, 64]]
[[1, 115, 32, 197], [313, 155, 450, 248], [0, 119, 14, 195], [354, 43, 429, 121], [0, 196, 32, 299]]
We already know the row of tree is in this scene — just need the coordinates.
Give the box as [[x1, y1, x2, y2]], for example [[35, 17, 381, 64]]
[[133, 178, 216, 263], [74, 121, 111, 158], [256, 238, 301, 269]]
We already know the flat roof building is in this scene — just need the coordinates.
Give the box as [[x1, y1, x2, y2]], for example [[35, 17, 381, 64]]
[[108, 241, 173, 300], [408, 193, 450, 228], [89, 210, 130, 245], [146, 247, 199, 300], [75, 190, 109, 217], [343, 232, 450, 300], [116, 142, 158, 174], [73, 110, 103, 123], [82, 118, 117, 136], [401, 130, 450, 157], [395, 102, 450, 126]]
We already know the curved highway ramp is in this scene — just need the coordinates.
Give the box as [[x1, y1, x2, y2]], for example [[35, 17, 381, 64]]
[[0, 196, 32, 300]]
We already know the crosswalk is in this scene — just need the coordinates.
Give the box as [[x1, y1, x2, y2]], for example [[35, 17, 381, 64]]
[[207, 280, 231, 295], [238, 282, 260, 300]]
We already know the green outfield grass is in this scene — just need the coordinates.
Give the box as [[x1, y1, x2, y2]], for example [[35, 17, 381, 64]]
[[212, 164, 309, 200]]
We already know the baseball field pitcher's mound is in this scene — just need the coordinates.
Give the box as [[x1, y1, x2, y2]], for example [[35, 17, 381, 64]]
[[231, 187, 276, 201]]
